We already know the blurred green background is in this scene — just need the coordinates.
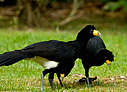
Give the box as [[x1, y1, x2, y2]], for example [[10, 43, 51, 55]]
[[0, 0, 127, 91], [0, 0, 127, 30]]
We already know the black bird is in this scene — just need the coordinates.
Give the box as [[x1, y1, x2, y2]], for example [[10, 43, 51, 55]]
[[81, 36, 114, 87], [0, 25, 101, 91]]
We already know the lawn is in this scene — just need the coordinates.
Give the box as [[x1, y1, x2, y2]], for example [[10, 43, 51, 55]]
[[0, 27, 127, 92]]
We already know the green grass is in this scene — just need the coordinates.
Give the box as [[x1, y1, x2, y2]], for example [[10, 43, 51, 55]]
[[0, 28, 127, 92]]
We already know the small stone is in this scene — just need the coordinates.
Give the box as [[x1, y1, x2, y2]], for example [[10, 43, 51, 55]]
[[110, 78, 114, 81], [118, 76, 126, 79]]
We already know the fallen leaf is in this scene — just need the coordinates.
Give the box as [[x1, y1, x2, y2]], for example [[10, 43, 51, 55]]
[[63, 91, 68, 92], [69, 74, 84, 77], [74, 79, 79, 83], [118, 76, 127, 79], [110, 78, 114, 81]]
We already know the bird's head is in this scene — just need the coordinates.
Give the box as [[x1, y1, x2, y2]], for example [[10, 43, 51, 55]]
[[105, 49, 114, 67], [95, 48, 114, 67], [76, 25, 101, 41]]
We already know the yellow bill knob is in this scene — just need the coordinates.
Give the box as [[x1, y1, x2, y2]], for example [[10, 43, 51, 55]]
[[106, 60, 110, 64], [106, 60, 111, 67], [93, 30, 101, 36], [60, 73, 65, 81]]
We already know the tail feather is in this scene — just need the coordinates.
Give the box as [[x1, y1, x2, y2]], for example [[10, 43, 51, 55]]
[[0, 50, 33, 66]]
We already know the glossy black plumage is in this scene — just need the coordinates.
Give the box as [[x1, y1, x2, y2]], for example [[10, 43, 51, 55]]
[[0, 25, 100, 91], [22, 40, 76, 62]]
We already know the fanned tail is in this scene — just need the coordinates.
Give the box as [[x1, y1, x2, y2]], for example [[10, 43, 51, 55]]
[[0, 50, 33, 66]]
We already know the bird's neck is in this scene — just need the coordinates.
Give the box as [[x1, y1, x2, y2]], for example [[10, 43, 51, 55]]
[[67, 40, 88, 58]]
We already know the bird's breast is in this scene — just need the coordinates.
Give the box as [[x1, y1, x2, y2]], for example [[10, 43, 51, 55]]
[[31, 56, 59, 69]]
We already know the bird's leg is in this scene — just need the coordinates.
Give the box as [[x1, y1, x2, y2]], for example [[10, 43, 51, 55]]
[[41, 69, 49, 92], [85, 68, 90, 88], [41, 72, 44, 92], [48, 73, 55, 90], [57, 73, 63, 88], [86, 77, 90, 87]]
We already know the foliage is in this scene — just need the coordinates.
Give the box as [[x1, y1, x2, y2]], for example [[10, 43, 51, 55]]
[[0, 0, 127, 28], [105, 0, 127, 12], [50, 0, 73, 2]]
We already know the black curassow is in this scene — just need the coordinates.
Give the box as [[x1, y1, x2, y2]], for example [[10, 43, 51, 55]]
[[0, 25, 101, 91], [81, 36, 114, 87]]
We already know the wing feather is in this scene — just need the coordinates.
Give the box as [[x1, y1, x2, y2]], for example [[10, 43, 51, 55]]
[[22, 40, 75, 62]]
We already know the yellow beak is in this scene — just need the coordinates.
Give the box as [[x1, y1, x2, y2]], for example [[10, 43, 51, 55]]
[[93, 30, 101, 36], [60, 74, 65, 81], [106, 60, 111, 67]]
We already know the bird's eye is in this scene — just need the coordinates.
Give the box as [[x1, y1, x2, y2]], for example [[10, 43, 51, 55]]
[[90, 30, 93, 33]]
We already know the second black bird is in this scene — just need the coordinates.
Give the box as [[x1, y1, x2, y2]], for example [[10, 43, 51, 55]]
[[81, 36, 114, 87]]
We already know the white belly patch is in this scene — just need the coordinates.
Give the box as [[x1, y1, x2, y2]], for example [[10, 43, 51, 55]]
[[31, 56, 59, 69]]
